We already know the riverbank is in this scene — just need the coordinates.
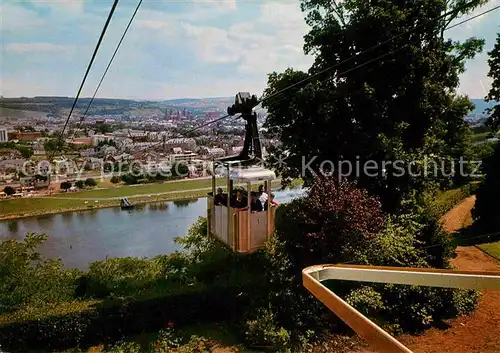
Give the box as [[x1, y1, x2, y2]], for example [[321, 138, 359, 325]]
[[0, 178, 297, 221]]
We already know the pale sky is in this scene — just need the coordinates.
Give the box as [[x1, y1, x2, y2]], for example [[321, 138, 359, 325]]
[[1, 0, 499, 100]]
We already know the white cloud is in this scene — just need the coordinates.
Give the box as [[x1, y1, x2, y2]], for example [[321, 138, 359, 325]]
[[28, 0, 86, 17], [202, 0, 237, 11], [1, 76, 55, 97], [0, 3, 45, 30], [155, 2, 314, 76], [4, 42, 72, 53]]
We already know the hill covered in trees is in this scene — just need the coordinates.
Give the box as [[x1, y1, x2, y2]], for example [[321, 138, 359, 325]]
[[0, 96, 182, 117]]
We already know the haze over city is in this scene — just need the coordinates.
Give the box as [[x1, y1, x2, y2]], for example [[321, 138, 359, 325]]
[[2, 0, 499, 100]]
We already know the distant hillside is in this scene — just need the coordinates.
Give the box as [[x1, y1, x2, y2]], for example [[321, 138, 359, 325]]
[[0, 96, 181, 117], [471, 99, 496, 115], [162, 97, 233, 105]]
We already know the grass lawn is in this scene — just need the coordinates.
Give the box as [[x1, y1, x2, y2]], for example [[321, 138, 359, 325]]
[[60, 178, 215, 199], [477, 240, 500, 261], [471, 132, 492, 143]]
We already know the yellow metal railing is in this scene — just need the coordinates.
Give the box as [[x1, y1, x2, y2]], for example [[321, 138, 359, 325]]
[[302, 264, 500, 353]]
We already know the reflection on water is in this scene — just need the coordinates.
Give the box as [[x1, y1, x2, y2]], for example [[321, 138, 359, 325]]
[[173, 199, 199, 208], [148, 202, 169, 211], [7, 221, 18, 233], [0, 188, 305, 270]]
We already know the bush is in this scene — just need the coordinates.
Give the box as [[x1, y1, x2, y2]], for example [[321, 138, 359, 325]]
[[110, 176, 120, 184], [244, 308, 292, 352], [84, 178, 97, 187], [258, 176, 478, 347], [175, 336, 212, 353], [60, 181, 72, 190], [0, 233, 79, 314], [121, 173, 141, 185], [75, 180, 85, 189], [108, 340, 141, 353], [3, 186, 15, 196], [0, 224, 259, 352], [171, 162, 189, 178], [79, 253, 193, 300], [473, 142, 500, 233], [0, 284, 251, 351], [429, 182, 479, 218], [150, 324, 182, 352]]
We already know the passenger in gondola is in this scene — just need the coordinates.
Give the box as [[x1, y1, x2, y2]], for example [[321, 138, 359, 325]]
[[214, 187, 226, 206], [264, 192, 278, 211], [231, 189, 247, 209], [258, 184, 268, 207], [250, 192, 263, 212]]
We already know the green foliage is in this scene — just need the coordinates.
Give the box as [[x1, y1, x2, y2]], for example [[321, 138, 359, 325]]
[[243, 308, 293, 352], [345, 286, 384, 318], [0, 282, 250, 351], [84, 177, 97, 187], [150, 324, 182, 352], [60, 181, 72, 190], [171, 161, 189, 178], [44, 138, 65, 153], [82, 257, 165, 299], [75, 180, 85, 189], [258, 177, 478, 345], [0, 223, 256, 351], [472, 142, 500, 234], [264, 0, 484, 212], [471, 140, 496, 162], [429, 183, 479, 218], [0, 142, 33, 158], [3, 186, 15, 196], [120, 173, 141, 185], [16, 145, 33, 158], [174, 217, 216, 262], [110, 175, 120, 184], [0, 233, 79, 314], [174, 336, 212, 353], [485, 33, 500, 131], [108, 340, 142, 353]]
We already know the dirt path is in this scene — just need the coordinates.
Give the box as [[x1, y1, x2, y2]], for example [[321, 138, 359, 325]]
[[352, 196, 500, 353], [440, 195, 476, 233]]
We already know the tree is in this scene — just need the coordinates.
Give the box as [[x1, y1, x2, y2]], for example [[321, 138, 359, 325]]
[[472, 32, 500, 234], [171, 162, 189, 179], [16, 145, 33, 159], [44, 138, 65, 154], [3, 186, 15, 196], [97, 123, 111, 134], [0, 233, 77, 314], [121, 173, 140, 185], [262, 0, 486, 213], [84, 178, 97, 187], [110, 176, 120, 184], [472, 142, 500, 234], [60, 181, 72, 190], [75, 180, 85, 189], [485, 33, 500, 131]]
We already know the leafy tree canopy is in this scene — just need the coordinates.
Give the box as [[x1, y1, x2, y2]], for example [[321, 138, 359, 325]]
[[3, 186, 16, 196], [485, 32, 500, 130], [263, 0, 486, 212]]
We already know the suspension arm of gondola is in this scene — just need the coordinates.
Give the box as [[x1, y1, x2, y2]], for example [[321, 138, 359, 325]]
[[216, 92, 262, 168]]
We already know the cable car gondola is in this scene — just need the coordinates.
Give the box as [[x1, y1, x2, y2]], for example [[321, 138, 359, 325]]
[[206, 92, 277, 253]]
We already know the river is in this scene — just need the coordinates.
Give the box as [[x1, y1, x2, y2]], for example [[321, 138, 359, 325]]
[[0, 188, 306, 270]]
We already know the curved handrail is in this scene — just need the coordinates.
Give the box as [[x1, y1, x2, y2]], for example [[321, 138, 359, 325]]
[[302, 264, 500, 353]]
